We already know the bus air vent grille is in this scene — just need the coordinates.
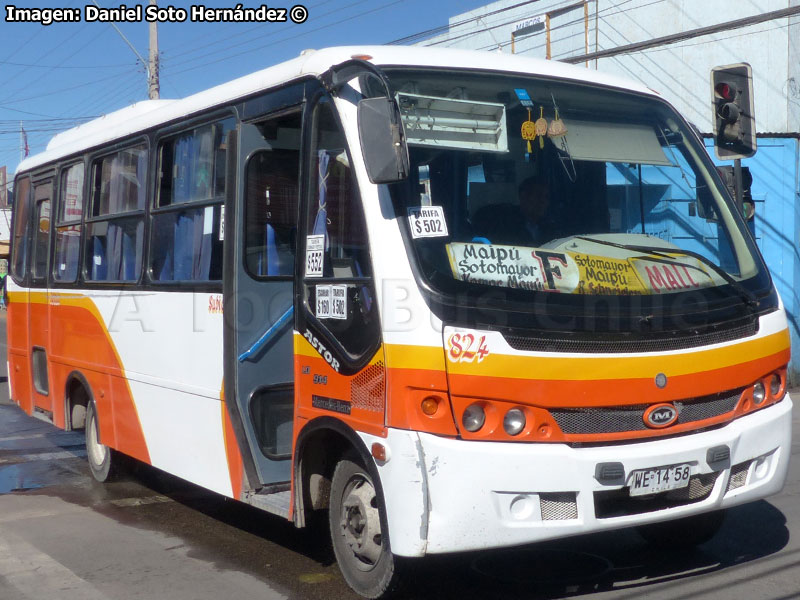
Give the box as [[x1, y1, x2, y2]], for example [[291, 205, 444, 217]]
[[551, 389, 743, 435], [726, 460, 752, 493], [350, 361, 386, 412], [539, 492, 578, 521], [503, 319, 758, 354]]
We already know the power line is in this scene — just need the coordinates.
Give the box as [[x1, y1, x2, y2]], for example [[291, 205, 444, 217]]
[[167, 0, 404, 77], [562, 5, 800, 63]]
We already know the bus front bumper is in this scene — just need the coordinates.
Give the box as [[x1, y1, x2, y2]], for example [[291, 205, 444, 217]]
[[371, 395, 792, 557]]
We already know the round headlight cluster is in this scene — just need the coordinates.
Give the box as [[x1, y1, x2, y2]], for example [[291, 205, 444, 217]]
[[462, 403, 486, 432], [503, 408, 526, 436], [461, 404, 529, 436], [769, 373, 782, 397], [752, 381, 766, 405]]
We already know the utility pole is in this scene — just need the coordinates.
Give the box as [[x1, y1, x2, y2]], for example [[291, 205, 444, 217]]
[[91, 0, 158, 98], [148, 0, 160, 99]]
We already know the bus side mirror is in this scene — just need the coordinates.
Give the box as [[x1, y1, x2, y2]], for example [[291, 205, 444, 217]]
[[358, 97, 409, 184]]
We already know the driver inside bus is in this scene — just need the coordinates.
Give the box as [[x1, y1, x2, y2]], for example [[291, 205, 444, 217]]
[[473, 177, 552, 246]]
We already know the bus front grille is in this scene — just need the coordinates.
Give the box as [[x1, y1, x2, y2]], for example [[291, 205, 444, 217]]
[[550, 389, 743, 435]]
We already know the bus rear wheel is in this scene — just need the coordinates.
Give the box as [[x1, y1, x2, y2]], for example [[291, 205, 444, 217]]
[[85, 400, 118, 483], [329, 455, 397, 598]]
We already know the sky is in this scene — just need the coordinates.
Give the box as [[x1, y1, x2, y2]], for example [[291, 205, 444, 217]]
[[0, 0, 488, 180]]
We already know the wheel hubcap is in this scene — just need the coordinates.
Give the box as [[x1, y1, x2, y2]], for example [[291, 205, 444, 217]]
[[339, 475, 383, 570], [87, 413, 108, 467]]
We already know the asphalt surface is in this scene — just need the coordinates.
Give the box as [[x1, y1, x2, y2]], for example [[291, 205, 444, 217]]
[[0, 311, 798, 599]]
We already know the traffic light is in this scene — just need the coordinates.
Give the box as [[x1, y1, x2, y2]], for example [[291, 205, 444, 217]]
[[717, 165, 755, 220], [711, 63, 756, 160]]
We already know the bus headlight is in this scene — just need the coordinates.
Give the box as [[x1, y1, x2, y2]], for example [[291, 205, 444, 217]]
[[462, 404, 486, 432], [753, 381, 766, 405], [503, 408, 526, 436], [769, 373, 782, 397]]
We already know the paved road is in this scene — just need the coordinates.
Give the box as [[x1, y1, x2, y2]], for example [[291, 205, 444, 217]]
[[0, 311, 798, 599]]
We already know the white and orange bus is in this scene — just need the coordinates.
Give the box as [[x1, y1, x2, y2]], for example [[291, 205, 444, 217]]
[[8, 46, 792, 598]]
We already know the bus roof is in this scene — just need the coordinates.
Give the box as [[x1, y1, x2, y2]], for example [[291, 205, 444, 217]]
[[16, 45, 657, 175]]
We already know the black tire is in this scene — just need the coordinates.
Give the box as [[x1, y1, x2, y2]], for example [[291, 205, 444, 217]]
[[85, 400, 119, 482], [329, 454, 398, 599], [636, 510, 726, 549]]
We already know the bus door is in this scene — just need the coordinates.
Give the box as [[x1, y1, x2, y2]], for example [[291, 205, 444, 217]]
[[230, 108, 303, 486], [29, 178, 53, 416]]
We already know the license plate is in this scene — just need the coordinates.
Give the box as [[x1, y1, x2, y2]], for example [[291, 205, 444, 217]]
[[629, 463, 692, 497]]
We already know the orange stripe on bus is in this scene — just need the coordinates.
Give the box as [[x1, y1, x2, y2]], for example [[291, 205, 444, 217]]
[[220, 387, 245, 500], [9, 295, 150, 465]]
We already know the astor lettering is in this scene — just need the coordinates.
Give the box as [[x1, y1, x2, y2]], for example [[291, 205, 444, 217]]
[[303, 329, 340, 372]]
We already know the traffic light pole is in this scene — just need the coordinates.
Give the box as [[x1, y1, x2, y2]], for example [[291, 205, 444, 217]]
[[734, 158, 743, 214]]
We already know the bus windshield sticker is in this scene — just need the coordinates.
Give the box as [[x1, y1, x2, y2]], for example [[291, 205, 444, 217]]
[[330, 285, 347, 319], [446, 242, 725, 295], [306, 234, 325, 277], [408, 206, 449, 239], [218, 212, 225, 241], [630, 257, 716, 294], [316, 285, 347, 320], [316, 285, 331, 318]]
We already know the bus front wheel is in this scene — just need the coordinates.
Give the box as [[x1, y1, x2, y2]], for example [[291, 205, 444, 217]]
[[85, 400, 118, 483], [329, 454, 397, 598]]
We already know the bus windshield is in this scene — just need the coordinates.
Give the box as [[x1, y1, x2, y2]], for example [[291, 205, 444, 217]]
[[386, 69, 771, 323]]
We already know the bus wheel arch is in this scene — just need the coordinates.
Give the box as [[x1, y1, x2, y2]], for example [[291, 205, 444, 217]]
[[294, 417, 398, 598], [294, 418, 372, 523], [65, 371, 93, 431]]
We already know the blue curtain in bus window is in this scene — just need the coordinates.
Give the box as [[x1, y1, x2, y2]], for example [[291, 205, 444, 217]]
[[193, 208, 212, 280], [92, 235, 107, 280], [312, 150, 330, 241], [173, 212, 194, 279], [265, 224, 280, 275], [55, 228, 80, 281], [194, 128, 213, 201], [173, 136, 194, 203], [157, 207, 213, 281]]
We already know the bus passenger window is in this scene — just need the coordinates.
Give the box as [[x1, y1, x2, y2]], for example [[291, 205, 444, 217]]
[[11, 176, 32, 282], [31, 181, 52, 282], [86, 144, 147, 282], [54, 163, 84, 283], [150, 119, 233, 282], [243, 112, 301, 279]]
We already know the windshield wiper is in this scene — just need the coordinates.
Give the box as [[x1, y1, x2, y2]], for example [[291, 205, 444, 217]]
[[575, 236, 759, 312]]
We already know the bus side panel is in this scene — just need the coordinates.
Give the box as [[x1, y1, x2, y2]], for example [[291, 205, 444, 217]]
[[293, 333, 387, 439], [48, 297, 150, 464], [7, 287, 32, 414], [49, 360, 73, 429]]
